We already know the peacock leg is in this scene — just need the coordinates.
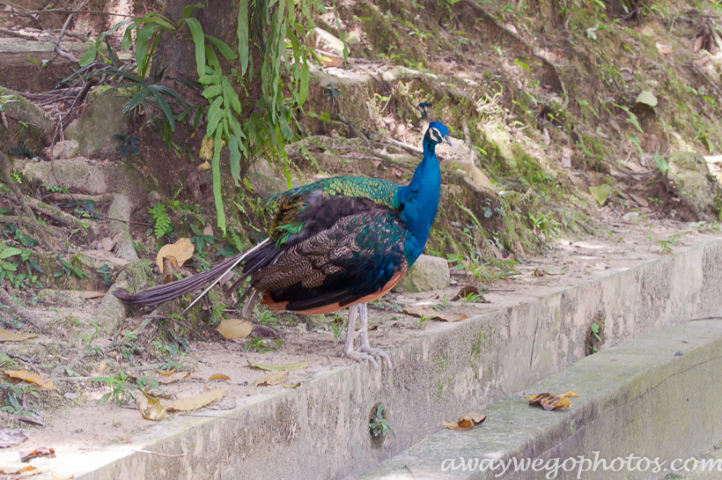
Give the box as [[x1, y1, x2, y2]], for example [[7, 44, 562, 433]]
[[357, 303, 393, 369], [343, 304, 380, 370]]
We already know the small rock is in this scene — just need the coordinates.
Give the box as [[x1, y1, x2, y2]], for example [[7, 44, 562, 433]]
[[39, 289, 85, 308], [248, 158, 286, 198], [393, 255, 450, 293], [65, 91, 130, 156], [621, 211, 640, 222], [101, 237, 115, 252], [666, 152, 722, 220], [314, 28, 344, 67], [45, 139, 79, 160]]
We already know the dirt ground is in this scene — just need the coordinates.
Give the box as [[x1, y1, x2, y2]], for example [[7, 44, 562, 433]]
[[1, 214, 719, 475]]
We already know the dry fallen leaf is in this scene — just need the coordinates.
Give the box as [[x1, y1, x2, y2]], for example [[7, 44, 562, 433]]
[[203, 223, 213, 236], [527, 391, 579, 411], [135, 391, 167, 421], [83, 291, 105, 299], [20, 447, 55, 462], [629, 192, 649, 207], [0, 328, 37, 342], [5, 370, 56, 390], [655, 42, 672, 55], [694, 34, 705, 52], [200, 135, 214, 160], [216, 319, 253, 339], [247, 360, 308, 371], [253, 371, 289, 388], [0, 428, 28, 448], [162, 255, 179, 284], [89, 361, 109, 377], [156, 238, 194, 273], [208, 373, 230, 381], [51, 472, 75, 480], [443, 412, 486, 431], [166, 389, 226, 412], [403, 307, 467, 323], [155, 371, 190, 385], [282, 383, 301, 389], [101, 237, 114, 252]]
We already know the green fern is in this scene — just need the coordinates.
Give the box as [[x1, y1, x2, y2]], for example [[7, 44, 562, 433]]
[[148, 204, 172, 239]]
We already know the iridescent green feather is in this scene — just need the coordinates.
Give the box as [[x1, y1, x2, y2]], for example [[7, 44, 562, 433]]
[[267, 177, 400, 209], [266, 176, 401, 244]]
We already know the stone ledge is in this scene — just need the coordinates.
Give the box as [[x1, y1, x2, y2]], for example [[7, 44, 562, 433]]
[[31, 236, 722, 480], [358, 318, 722, 480]]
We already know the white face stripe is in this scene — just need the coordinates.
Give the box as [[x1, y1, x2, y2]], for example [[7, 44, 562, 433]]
[[429, 127, 442, 142]]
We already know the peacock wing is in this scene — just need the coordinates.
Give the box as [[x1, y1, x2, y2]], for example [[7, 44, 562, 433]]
[[255, 208, 408, 314]]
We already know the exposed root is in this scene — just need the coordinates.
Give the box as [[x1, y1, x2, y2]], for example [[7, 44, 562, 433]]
[[0, 286, 49, 333], [1, 152, 54, 250]]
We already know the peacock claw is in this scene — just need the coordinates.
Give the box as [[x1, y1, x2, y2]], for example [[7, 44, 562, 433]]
[[344, 347, 380, 370], [342, 303, 393, 370], [358, 345, 393, 370]]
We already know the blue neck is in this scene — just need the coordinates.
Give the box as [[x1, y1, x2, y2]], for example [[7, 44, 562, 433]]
[[396, 137, 441, 264]]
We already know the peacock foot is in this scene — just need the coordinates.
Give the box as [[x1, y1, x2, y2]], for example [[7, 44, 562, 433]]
[[357, 344, 393, 370], [343, 303, 393, 370], [343, 344, 382, 370]]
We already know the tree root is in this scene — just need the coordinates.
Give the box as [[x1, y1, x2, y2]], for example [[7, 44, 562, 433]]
[[0, 286, 49, 333], [1, 152, 55, 250], [27, 196, 99, 235]]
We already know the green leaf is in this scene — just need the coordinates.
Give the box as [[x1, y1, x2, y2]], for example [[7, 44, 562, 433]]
[[78, 42, 98, 66], [0, 248, 22, 260], [135, 23, 160, 75], [183, 2, 204, 19], [514, 58, 530, 72], [206, 96, 224, 137], [122, 88, 151, 113], [279, 112, 292, 140], [202, 84, 223, 99], [635, 90, 658, 108], [229, 136, 241, 186], [222, 77, 242, 115], [121, 27, 133, 50], [586, 24, 599, 40], [151, 89, 175, 131], [589, 185, 612, 207], [247, 360, 308, 371], [205, 35, 238, 60], [184, 18, 206, 79], [212, 133, 226, 235], [205, 44, 221, 70], [138, 14, 175, 32], [237, 0, 249, 75], [198, 73, 221, 85], [298, 61, 309, 107], [0, 260, 17, 272]]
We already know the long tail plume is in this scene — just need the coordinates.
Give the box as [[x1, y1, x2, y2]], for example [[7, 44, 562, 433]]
[[113, 239, 270, 308]]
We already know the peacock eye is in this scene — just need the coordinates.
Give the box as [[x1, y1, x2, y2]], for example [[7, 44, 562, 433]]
[[430, 128, 441, 142]]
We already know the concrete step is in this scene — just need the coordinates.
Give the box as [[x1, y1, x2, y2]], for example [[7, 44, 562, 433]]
[[357, 318, 722, 480], [40, 237, 722, 480]]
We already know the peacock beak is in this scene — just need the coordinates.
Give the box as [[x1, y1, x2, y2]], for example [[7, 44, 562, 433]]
[[443, 135, 452, 146]]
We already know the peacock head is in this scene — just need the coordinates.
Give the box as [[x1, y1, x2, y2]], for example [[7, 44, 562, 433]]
[[425, 121, 452, 147]]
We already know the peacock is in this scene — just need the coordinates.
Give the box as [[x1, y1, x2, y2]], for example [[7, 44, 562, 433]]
[[114, 121, 451, 369]]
